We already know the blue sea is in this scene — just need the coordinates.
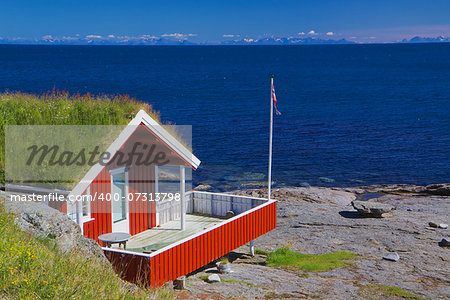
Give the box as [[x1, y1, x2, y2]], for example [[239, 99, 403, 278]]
[[0, 44, 449, 190]]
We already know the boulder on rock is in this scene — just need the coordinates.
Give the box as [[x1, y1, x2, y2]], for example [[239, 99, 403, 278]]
[[4, 199, 109, 264], [207, 274, 221, 283], [438, 238, 450, 247], [351, 200, 395, 218], [383, 252, 400, 262]]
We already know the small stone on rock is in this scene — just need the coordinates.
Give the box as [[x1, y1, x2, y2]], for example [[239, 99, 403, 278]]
[[383, 252, 400, 262], [428, 222, 438, 228], [438, 238, 450, 247], [207, 274, 221, 283], [438, 224, 448, 229]]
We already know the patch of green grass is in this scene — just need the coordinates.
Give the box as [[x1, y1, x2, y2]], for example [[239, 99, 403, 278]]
[[359, 284, 426, 300], [148, 287, 174, 300], [0, 202, 172, 299], [266, 247, 357, 272], [255, 248, 270, 256], [221, 279, 257, 287], [200, 275, 209, 282], [219, 257, 229, 264]]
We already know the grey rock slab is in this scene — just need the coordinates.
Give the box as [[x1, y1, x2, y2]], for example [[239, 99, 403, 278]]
[[232, 189, 450, 300], [383, 252, 400, 262], [425, 183, 450, 196]]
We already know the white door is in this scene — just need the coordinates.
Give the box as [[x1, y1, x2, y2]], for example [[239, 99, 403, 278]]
[[111, 170, 129, 233]]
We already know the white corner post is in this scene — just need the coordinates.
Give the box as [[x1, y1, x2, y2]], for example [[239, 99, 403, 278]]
[[154, 165, 160, 226], [180, 165, 186, 231], [75, 197, 83, 234]]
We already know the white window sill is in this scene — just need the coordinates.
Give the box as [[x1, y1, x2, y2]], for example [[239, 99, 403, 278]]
[[82, 218, 95, 223]]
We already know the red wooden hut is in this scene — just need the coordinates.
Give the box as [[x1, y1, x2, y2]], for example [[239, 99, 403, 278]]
[[65, 110, 277, 288]]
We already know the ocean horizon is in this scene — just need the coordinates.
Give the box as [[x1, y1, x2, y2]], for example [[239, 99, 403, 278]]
[[1, 43, 449, 191]]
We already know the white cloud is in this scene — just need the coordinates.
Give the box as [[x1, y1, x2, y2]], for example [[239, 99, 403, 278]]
[[161, 33, 197, 39], [108, 34, 115, 38], [308, 30, 316, 35], [62, 36, 78, 41], [140, 35, 158, 39], [85, 35, 102, 39], [41, 35, 54, 40], [326, 32, 334, 36], [223, 34, 239, 38], [369, 36, 376, 39], [298, 32, 305, 35]]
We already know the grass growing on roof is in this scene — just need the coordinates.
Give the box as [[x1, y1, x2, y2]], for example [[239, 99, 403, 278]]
[[0, 202, 173, 299], [266, 247, 357, 272], [0, 91, 160, 185]]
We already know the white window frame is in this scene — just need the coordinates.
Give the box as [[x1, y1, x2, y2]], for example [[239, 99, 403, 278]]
[[110, 166, 130, 226], [82, 186, 93, 222]]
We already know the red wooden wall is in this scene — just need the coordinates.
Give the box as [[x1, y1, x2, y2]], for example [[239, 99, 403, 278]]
[[82, 165, 156, 243], [103, 200, 277, 288], [83, 168, 111, 242], [128, 164, 157, 235]]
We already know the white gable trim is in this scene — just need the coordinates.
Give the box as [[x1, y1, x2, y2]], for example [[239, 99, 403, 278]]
[[68, 110, 200, 198]]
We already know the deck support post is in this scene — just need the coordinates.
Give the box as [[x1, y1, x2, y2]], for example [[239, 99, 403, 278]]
[[180, 166, 186, 231], [249, 240, 255, 256], [173, 276, 186, 290]]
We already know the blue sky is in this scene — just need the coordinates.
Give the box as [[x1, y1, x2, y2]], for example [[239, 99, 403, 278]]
[[1, 0, 450, 42]]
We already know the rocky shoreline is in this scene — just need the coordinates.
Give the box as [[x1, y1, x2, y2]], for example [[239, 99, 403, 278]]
[[2, 183, 449, 299], [181, 183, 449, 299]]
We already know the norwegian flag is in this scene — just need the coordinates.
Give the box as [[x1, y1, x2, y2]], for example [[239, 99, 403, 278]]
[[272, 84, 281, 115]]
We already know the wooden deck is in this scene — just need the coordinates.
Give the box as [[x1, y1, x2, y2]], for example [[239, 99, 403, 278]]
[[126, 214, 223, 253]]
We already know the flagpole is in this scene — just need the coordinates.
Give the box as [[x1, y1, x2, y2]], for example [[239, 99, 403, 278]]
[[268, 74, 274, 201]]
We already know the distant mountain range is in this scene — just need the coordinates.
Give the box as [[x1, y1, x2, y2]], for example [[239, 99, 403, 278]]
[[402, 36, 450, 43], [221, 37, 353, 45], [0, 35, 196, 46], [0, 35, 354, 45], [0, 35, 449, 46]]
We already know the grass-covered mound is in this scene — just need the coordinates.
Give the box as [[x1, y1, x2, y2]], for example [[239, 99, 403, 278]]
[[265, 247, 357, 272], [0, 91, 160, 184], [0, 201, 173, 299]]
